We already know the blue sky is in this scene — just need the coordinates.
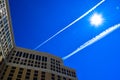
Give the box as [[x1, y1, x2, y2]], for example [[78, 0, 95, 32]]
[[9, 0, 120, 80]]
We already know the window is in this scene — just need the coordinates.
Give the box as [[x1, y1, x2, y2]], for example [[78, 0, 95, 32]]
[[27, 69, 31, 72], [9, 73, 13, 76], [41, 71, 45, 80], [0, 52, 2, 56], [11, 66, 16, 70], [32, 54, 35, 59], [63, 77, 66, 80], [34, 70, 38, 79], [10, 69, 15, 73], [36, 55, 39, 60], [57, 75, 61, 80], [25, 69, 31, 79], [39, 56, 41, 61], [42, 56, 44, 61], [17, 75, 22, 78], [29, 54, 32, 59], [33, 78, 37, 80], [34, 70, 38, 74], [19, 52, 22, 57], [51, 74, 55, 80], [4, 24, 8, 32], [26, 53, 28, 58], [23, 53, 25, 58], [7, 77, 12, 80], [45, 57, 47, 62], [41, 62, 47, 69], [15, 51, 22, 57], [17, 68, 23, 79], [16, 51, 19, 56], [19, 68, 24, 71], [8, 67, 16, 79]]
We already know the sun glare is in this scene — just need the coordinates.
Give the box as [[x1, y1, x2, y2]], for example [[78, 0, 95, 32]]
[[90, 13, 103, 27]]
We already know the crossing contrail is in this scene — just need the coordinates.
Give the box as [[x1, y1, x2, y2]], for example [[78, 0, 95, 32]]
[[62, 23, 120, 60], [34, 0, 105, 50]]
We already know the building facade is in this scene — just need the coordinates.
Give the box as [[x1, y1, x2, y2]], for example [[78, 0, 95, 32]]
[[0, 0, 78, 80], [0, 47, 77, 80], [0, 0, 14, 64]]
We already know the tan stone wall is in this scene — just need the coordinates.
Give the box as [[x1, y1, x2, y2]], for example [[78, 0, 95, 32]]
[[0, 64, 77, 80]]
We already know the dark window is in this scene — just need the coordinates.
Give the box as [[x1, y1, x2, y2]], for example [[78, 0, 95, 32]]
[[29, 54, 32, 59], [34, 70, 38, 74], [33, 78, 37, 80], [10, 69, 15, 73], [19, 68, 24, 71], [63, 77, 66, 80], [7, 77, 12, 80], [57, 75, 61, 78], [19, 52, 22, 57], [11, 66, 16, 69], [32, 54, 35, 59], [27, 69, 31, 72], [41, 71, 45, 78], [25, 76, 30, 79], [26, 73, 30, 75], [45, 57, 47, 62], [42, 56, 44, 61], [9, 73, 13, 76], [52, 74, 55, 76], [23, 53, 25, 57], [39, 56, 41, 61], [26, 53, 28, 58], [17, 75, 22, 78], [18, 71, 22, 74], [36, 55, 39, 60]]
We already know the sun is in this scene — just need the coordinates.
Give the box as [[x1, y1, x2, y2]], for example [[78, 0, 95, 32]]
[[90, 13, 103, 27]]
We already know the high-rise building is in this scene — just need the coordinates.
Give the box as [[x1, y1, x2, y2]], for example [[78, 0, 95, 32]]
[[0, 0, 78, 80], [0, 0, 14, 63]]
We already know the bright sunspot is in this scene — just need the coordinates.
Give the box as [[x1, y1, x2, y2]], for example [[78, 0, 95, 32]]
[[90, 13, 103, 27]]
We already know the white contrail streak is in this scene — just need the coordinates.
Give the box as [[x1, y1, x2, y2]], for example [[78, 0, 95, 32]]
[[34, 0, 105, 50], [62, 23, 120, 60]]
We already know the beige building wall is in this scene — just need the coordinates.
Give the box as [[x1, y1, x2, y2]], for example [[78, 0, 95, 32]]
[[0, 63, 77, 80], [2, 47, 77, 80]]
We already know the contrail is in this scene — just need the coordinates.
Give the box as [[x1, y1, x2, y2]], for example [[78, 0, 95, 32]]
[[62, 23, 120, 60], [34, 0, 105, 50]]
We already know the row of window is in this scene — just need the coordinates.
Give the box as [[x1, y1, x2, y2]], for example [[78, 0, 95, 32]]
[[8, 56, 48, 69], [0, 0, 5, 5], [0, 6, 13, 57], [8, 50, 76, 78], [0, 4, 7, 19], [14, 68, 73, 80], [51, 74, 72, 80], [0, 0, 6, 10], [0, 64, 76, 80], [0, 66, 46, 80], [12, 50, 47, 62], [10, 51, 63, 67]]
